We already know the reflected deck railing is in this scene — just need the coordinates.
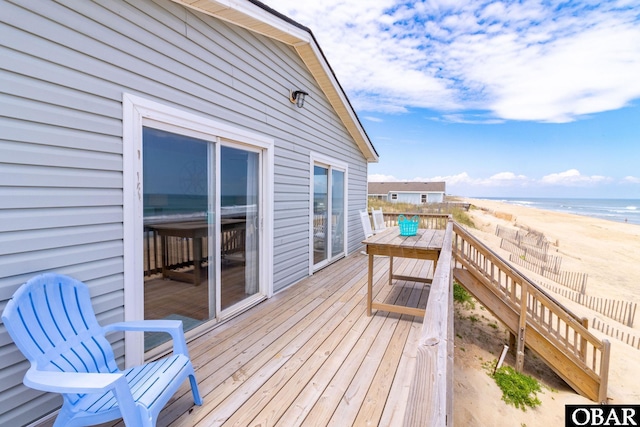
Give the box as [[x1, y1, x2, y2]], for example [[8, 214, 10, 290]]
[[143, 224, 245, 277]]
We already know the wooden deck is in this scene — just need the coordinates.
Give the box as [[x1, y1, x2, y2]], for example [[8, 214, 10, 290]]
[[146, 252, 434, 427]]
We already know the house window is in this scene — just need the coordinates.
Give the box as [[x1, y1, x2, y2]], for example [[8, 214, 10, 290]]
[[421, 194, 427, 204], [391, 193, 398, 201]]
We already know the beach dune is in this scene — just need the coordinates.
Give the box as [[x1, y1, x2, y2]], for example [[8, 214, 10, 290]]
[[452, 198, 640, 426]]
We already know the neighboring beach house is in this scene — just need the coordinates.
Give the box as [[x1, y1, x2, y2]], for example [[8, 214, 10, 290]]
[[369, 181, 446, 204], [0, 0, 378, 425]]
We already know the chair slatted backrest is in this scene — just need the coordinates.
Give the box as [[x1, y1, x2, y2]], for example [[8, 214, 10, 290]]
[[371, 208, 386, 232], [3, 274, 118, 377], [360, 210, 373, 238]]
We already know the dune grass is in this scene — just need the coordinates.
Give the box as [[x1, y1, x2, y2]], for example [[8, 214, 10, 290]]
[[453, 281, 476, 309], [481, 360, 544, 411], [493, 365, 543, 411]]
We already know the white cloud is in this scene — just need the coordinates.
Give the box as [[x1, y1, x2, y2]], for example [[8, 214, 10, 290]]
[[427, 172, 476, 185], [622, 176, 640, 184], [438, 114, 504, 124], [369, 169, 618, 189], [369, 172, 475, 185], [363, 116, 384, 122], [540, 169, 612, 186], [484, 172, 530, 186], [368, 174, 400, 182], [267, 0, 640, 122], [485, 18, 640, 122], [397, 171, 530, 187]]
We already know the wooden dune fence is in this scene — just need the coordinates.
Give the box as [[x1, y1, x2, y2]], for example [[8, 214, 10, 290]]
[[500, 238, 554, 266], [591, 318, 640, 350], [503, 241, 563, 274], [508, 254, 589, 293], [495, 224, 549, 249], [539, 282, 637, 327], [496, 225, 588, 293]]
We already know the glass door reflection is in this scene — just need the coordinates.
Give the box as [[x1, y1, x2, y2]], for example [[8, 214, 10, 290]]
[[313, 163, 345, 270], [220, 145, 260, 311], [142, 127, 215, 351]]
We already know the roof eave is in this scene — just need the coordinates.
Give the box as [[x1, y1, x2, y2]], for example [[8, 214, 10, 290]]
[[170, 0, 379, 163]]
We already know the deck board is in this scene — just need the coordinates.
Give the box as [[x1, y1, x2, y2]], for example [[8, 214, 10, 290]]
[[96, 252, 434, 427]]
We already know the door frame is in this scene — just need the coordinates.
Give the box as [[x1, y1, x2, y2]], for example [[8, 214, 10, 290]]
[[123, 93, 274, 366], [309, 152, 348, 273]]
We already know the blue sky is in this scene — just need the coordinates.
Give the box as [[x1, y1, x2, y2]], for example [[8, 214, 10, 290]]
[[267, 0, 640, 198]]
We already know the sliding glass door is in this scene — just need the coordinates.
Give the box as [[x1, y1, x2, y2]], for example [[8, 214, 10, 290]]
[[142, 127, 262, 351], [313, 165, 329, 265], [312, 158, 346, 270], [220, 145, 260, 311]]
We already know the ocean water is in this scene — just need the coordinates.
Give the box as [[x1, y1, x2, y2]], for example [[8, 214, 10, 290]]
[[479, 197, 640, 225]]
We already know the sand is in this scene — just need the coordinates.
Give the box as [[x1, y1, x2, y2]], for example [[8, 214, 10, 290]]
[[452, 198, 640, 426]]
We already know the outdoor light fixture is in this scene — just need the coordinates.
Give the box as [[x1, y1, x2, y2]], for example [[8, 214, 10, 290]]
[[289, 89, 309, 108]]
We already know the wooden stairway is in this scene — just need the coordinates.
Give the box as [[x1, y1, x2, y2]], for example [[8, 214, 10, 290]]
[[451, 222, 610, 403]]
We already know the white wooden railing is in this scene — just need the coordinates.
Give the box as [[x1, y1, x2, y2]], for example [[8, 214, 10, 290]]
[[403, 218, 454, 426]]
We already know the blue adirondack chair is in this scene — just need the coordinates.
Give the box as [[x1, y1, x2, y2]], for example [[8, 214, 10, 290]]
[[1, 273, 202, 426]]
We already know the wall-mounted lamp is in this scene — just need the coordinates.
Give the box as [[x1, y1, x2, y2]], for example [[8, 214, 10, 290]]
[[289, 89, 309, 108]]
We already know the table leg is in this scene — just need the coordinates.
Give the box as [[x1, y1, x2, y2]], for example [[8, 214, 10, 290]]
[[388, 256, 394, 285], [367, 253, 373, 316], [432, 250, 440, 276]]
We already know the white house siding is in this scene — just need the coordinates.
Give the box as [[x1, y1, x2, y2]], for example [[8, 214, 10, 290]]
[[428, 192, 445, 203], [0, 0, 369, 425], [390, 192, 445, 204], [393, 193, 422, 205]]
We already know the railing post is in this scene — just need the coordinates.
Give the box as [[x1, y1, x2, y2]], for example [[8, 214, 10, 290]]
[[580, 317, 588, 362], [599, 340, 611, 404], [516, 281, 528, 372]]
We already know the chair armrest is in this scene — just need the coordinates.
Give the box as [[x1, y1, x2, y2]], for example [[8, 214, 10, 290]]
[[24, 368, 124, 394], [104, 320, 189, 355], [104, 319, 183, 333]]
